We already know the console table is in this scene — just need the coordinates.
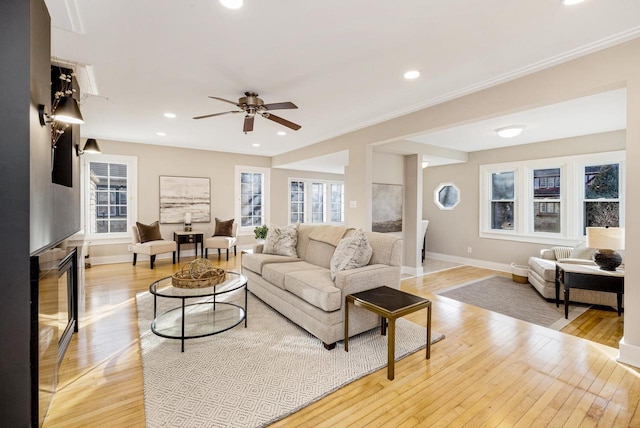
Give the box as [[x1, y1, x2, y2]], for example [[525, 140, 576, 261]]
[[555, 263, 624, 319], [174, 231, 204, 262]]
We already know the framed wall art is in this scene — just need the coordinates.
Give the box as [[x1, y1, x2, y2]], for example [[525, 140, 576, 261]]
[[159, 176, 211, 224], [372, 183, 403, 233]]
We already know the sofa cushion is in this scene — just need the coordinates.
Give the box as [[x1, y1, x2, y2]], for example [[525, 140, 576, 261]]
[[551, 246, 572, 261], [330, 229, 372, 280], [263, 223, 299, 257], [304, 239, 337, 269], [241, 253, 301, 275], [528, 256, 557, 282], [284, 269, 342, 312], [136, 221, 162, 243], [569, 244, 597, 260], [262, 261, 323, 290]]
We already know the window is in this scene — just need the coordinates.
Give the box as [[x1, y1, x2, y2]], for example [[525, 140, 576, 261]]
[[533, 168, 561, 233], [583, 163, 620, 232], [235, 166, 269, 231], [290, 180, 305, 223], [330, 183, 344, 223], [83, 154, 137, 240], [288, 178, 344, 224], [480, 151, 624, 245], [490, 171, 515, 230]]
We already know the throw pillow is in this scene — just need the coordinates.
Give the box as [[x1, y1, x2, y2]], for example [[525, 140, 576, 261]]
[[263, 223, 299, 257], [330, 229, 373, 280], [569, 243, 597, 260], [551, 246, 572, 261], [136, 221, 162, 243], [213, 218, 234, 237]]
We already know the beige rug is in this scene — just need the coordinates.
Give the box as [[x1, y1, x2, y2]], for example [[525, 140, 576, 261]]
[[437, 275, 590, 330], [136, 291, 444, 428]]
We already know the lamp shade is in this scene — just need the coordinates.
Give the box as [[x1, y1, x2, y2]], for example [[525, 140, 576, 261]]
[[586, 227, 625, 250], [82, 139, 101, 154], [53, 96, 84, 124]]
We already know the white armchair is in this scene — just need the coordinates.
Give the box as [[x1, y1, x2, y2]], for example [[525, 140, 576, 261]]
[[131, 223, 177, 269], [205, 220, 238, 261]]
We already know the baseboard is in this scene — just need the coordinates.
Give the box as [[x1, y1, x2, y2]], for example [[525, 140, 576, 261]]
[[424, 251, 511, 274], [618, 338, 640, 369], [402, 266, 424, 277]]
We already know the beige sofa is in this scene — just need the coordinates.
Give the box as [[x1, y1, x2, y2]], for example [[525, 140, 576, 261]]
[[241, 224, 403, 349], [528, 246, 618, 307]]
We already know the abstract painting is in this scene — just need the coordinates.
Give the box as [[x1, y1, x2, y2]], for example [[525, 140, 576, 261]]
[[159, 176, 211, 224], [372, 183, 403, 233]]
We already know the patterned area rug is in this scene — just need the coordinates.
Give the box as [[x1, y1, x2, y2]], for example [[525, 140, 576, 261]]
[[136, 291, 444, 428], [437, 275, 590, 330]]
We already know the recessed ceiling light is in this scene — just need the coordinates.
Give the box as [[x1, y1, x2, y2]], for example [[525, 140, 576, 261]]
[[219, 0, 243, 9], [495, 125, 525, 138], [252, 143, 260, 147], [403, 70, 420, 80], [277, 131, 286, 136], [156, 132, 166, 136], [164, 112, 176, 118], [563, 0, 584, 5]]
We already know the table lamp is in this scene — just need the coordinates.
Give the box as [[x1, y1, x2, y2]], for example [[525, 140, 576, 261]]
[[184, 212, 192, 232], [586, 227, 624, 271]]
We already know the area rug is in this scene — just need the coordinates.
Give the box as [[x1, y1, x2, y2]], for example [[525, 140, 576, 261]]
[[437, 275, 590, 330], [136, 291, 444, 428]]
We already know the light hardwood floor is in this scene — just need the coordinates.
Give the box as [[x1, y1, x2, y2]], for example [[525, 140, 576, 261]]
[[44, 257, 637, 427]]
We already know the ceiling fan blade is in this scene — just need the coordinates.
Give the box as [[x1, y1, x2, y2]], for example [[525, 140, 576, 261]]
[[193, 111, 241, 120], [262, 113, 301, 130], [243, 115, 254, 133], [263, 101, 298, 110], [208, 96, 240, 107]]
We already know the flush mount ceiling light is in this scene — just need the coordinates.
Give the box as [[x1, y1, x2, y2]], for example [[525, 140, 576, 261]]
[[252, 143, 260, 147], [403, 70, 420, 80], [219, 0, 243, 9], [495, 125, 525, 138], [277, 131, 286, 136], [164, 112, 176, 118], [156, 132, 166, 136], [563, 0, 585, 5]]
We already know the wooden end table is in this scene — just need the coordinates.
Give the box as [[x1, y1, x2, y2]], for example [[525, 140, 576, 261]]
[[174, 231, 204, 262], [555, 262, 624, 319], [344, 286, 431, 380]]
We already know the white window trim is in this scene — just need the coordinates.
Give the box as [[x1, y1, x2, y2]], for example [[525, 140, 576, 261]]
[[235, 165, 270, 235], [81, 153, 138, 243], [288, 178, 345, 225], [479, 150, 625, 246]]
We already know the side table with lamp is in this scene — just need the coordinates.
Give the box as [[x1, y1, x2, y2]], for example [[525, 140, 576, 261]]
[[555, 226, 625, 318]]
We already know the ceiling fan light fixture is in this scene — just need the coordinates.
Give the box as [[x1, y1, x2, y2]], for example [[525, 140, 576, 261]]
[[404, 70, 420, 80], [495, 125, 525, 138], [219, 0, 243, 9]]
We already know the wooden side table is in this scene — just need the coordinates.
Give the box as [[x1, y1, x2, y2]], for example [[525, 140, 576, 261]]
[[345, 286, 431, 380], [173, 232, 204, 262], [555, 262, 624, 319]]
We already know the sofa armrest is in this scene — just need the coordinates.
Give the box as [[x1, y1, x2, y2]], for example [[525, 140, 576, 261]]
[[540, 249, 557, 260], [334, 264, 401, 297]]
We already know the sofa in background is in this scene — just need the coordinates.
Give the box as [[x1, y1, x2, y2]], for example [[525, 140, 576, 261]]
[[528, 245, 618, 307], [241, 224, 403, 349]]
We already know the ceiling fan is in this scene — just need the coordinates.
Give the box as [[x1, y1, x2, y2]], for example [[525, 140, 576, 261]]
[[193, 91, 301, 133]]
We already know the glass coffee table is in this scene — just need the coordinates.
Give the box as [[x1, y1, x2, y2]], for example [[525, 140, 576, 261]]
[[149, 271, 248, 352]]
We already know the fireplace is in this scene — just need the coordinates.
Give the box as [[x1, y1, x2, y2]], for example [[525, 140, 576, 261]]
[[31, 245, 79, 427]]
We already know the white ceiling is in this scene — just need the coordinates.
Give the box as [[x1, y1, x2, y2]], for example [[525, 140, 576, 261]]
[[45, 0, 639, 172]]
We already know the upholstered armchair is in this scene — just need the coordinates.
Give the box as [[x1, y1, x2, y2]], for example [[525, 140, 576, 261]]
[[131, 222, 177, 269], [204, 218, 238, 261]]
